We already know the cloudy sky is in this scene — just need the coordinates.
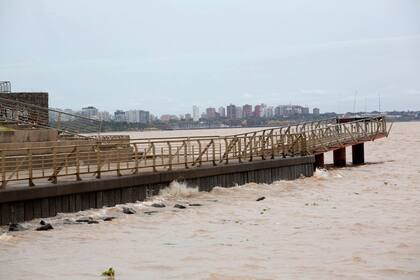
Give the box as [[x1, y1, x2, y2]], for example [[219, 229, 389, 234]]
[[1, 0, 419, 115]]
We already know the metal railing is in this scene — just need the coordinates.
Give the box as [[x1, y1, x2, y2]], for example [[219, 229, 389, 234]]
[[0, 96, 101, 135], [0, 116, 388, 188]]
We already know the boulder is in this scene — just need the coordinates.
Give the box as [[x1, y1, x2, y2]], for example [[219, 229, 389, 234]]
[[36, 223, 54, 231], [151, 203, 166, 208], [8, 223, 27, 232], [76, 217, 93, 223], [63, 219, 78, 225], [122, 207, 136, 214]]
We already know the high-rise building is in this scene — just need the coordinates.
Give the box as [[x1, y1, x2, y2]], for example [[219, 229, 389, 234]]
[[254, 105, 262, 118], [98, 111, 112, 121], [226, 104, 237, 119], [125, 110, 150, 123], [242, 104, 253, 118], [192, 105, 200, 121], [235, 106, 243, 119], [126, 110, 139, 123], [160, 115, 179, 121], [274, 105, 285, 117], [218, 106, 226, 118], [81, 106, 99, 119], [260, 104, 268, 118], [266, 106, 274, 118], [206, 107, 217, 119], [114, 110, 126, 122], [313, 108, 320, 115], [139, 110, 150, 123]]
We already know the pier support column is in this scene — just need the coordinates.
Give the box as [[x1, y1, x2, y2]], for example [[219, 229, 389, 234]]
[[314, 153, 325, 170], [352, 143, 365, 165], [333, 148, 346, 167]]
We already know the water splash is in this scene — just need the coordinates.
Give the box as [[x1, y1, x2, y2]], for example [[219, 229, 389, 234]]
[[158, 181, 199, 199], [314, 168, 329, 179], [0, 233, 14, 242]]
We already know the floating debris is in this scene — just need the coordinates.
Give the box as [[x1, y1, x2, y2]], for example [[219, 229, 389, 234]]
[[101, 267, 115, 278]]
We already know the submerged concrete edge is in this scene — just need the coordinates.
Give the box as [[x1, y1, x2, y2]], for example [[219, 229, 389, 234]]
[[0, 156, 314, 204]]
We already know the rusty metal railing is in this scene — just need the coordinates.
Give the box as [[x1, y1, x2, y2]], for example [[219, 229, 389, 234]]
[[0, 96, 101, 135], [0, 116, 388, 188]]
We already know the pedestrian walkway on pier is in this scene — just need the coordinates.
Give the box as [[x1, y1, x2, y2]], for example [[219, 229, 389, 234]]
[[0, 115, 389, 188]]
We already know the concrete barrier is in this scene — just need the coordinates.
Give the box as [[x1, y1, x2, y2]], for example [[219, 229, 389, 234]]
[[0, 156, 314, 225]]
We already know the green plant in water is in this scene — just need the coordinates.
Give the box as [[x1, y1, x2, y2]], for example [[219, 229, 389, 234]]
[[101, 267, 115, 278]]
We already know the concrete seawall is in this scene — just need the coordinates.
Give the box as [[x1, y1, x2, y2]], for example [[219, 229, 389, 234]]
[[0, 156, 314, 225]]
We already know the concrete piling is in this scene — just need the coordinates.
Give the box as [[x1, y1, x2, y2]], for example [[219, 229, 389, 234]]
[[333, 148, 346, 167], [352, 143, 365, 165], [314, 153, 325, 170]]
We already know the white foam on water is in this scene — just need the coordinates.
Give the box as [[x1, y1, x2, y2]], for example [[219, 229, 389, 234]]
[[314, 168, 329, 179], [158, 181, 199, 199], [0, 233, 13, 242]]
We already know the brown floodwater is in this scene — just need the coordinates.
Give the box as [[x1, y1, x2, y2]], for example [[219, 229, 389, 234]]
[[0, 122, 419, 280]]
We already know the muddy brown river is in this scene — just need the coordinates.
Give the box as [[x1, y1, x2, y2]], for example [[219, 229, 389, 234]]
[[0, 122, 419, 279]]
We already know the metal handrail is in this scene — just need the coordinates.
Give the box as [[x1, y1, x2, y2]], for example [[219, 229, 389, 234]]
[[0, 116, 388, 188]]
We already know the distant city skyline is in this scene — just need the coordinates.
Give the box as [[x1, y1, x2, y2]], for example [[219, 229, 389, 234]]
[[52, 102, 319, 120]]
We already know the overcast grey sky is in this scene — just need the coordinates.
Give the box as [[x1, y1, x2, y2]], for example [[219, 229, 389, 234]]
[[1, 0, 419, 115]]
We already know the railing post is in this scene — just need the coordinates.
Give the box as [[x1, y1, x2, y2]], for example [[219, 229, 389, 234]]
[[117, 145, 122, 176], [52, 146, 57, 184], [152, 143, 157, 172], [198, 140, 202, 166], [57, 112, 61, 132], [75, 145, 81, 181], [161, 147, 164, 167], [96, 145, 101, 179], [238, 137, 242, 163], [134, 144, 139, 174], [243, 134, 247, 159], [28, 148, 34, 187], [261, 131, 266, 160], [1, 151, 6, 188], [183, 140, 189, 169], [271, 134, 275, 159], [212, 140, 216, 166], [224, 138, 229, 164], [281, 134, 286, 158], [167, 142, 172, 171], [249, 136, 253, 162]]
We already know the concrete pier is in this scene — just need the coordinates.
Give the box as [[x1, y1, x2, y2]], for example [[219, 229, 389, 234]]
[[333, 148, 346, 167], [352, 143, 365, 165], [0, 156, 314, 225], [314, 153, 325, 170]]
